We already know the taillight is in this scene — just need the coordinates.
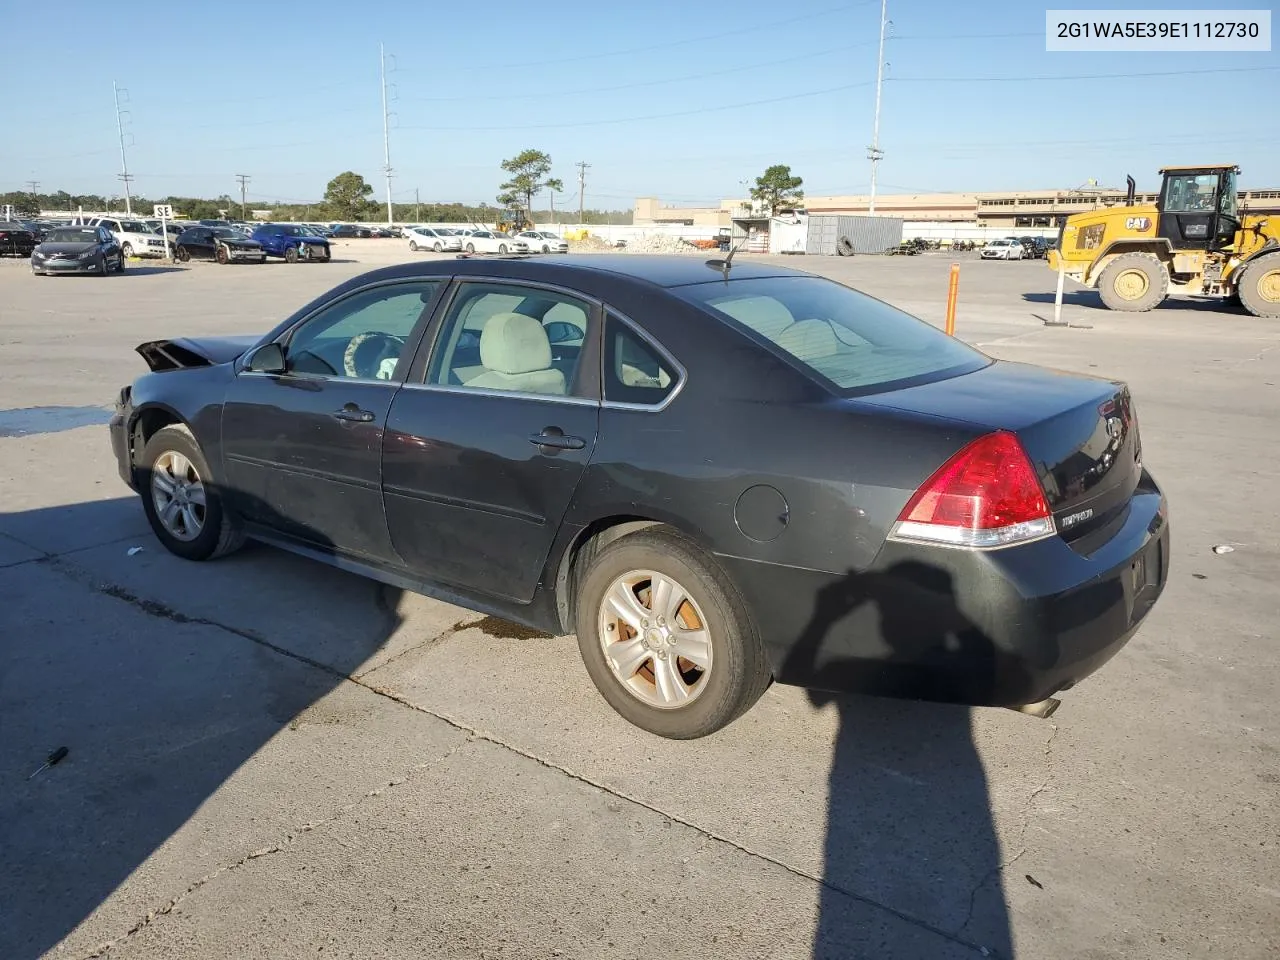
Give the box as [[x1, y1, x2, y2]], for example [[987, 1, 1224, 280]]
[[889, 431, 1055, 549]]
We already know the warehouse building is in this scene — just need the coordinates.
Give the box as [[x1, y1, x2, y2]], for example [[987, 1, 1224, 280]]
[[635, 187, 1280, 229]]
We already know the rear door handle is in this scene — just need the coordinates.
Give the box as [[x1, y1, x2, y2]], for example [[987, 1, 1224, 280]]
[[529, 427, 585, 450], [332, 404, 375, 423]]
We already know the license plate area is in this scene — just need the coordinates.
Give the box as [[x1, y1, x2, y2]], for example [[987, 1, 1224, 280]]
[[1132, 538, 1162, 595]]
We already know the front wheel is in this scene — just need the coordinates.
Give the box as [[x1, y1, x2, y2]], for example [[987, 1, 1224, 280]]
[[284, 245, 299, 264], [138, 424, 245, 562], [575, 529, 771, 739], [215, 245, 229, 265], [175, 245, 190, 262], [465, 242, 475, 253], [409, 240, 419, 251], [433, 241, 443, 252], [1097, 252, 1169, 312], [498, 243, 508, 254], [121, 242, 133, 258], [1237, 253, 1280, 318]]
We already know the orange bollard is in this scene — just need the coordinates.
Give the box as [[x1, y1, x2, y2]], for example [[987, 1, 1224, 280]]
[[945, 262, 960, 336]]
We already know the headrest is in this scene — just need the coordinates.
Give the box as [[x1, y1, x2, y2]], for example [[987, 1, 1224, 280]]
[[479, 313, 553, 375], [776, 319, 840, 360]]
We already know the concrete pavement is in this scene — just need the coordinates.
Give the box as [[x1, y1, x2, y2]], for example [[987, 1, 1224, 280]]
[[1, 247, 1277, 959]]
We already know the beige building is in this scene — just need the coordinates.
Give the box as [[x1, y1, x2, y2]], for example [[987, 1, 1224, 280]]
[[635, 188, 1280, 229]]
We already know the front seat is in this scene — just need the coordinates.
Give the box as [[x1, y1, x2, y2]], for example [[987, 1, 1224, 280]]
[[466, 313, 567, 395]]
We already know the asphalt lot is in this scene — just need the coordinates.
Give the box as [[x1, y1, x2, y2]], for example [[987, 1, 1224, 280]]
[[1, 242, 1277, 960]]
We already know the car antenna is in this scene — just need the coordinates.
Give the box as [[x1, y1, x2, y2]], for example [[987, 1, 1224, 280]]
[[705, 235, 747, 281]]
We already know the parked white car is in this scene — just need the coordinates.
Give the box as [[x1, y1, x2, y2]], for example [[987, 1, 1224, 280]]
[[980, 238, 1025, 261], [461, 230, 529, 255], [406, 226, 463, 252], [516, 230, 569, 254], [91, 217, 166, 258]]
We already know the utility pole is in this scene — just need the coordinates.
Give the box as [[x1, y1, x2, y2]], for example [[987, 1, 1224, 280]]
[[235, 174, 251, 219], [575, 161, 590, 224], [867, 0, 888, 214], [113, 81, 134, 215], [415, 187, 420, 223], [25, 180, 39, 195], [549, 186, 555, 226], [380, 43, 394, 227]]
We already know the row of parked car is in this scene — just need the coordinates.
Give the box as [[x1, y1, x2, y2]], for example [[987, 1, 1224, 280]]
[[403, 225, 570, 255]]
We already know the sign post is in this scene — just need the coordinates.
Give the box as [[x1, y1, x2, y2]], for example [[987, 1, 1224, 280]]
[[1053, 252, 1067, 327], [153, 204, 174, 261]]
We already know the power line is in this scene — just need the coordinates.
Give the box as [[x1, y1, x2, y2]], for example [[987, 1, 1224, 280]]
[[402, 41, 879, 103], [895, 64, 1280, 83], [522, 1, 877, 67], [401, 79, 877, 132]]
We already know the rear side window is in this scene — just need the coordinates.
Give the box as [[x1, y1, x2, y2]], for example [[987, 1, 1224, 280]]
[[603, 314, 678, 406], [676, 276, 987, 395]]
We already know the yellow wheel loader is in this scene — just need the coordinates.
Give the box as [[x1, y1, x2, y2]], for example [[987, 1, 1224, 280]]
[[1047, 165, 1280, 317]]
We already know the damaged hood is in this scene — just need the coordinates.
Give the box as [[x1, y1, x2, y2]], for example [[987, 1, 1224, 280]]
[[137, 335, 261, 371]]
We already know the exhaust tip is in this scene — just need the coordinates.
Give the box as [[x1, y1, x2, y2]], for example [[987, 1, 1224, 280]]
[[1012, 697, 1061, 720]]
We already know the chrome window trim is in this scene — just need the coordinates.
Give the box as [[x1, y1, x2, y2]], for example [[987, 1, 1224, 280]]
[[238, 370, 404, 389], [599, 306, 687, 413], [399, 382, 598, 407]]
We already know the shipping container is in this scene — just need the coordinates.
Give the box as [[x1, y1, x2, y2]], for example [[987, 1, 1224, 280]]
[[806, 215, 903, 255]]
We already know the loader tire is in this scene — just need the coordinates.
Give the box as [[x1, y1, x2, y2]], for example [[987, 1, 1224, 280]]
[[1237, 253, 1280, 319], [836, 236, 855, 257], [1097, 253, 1168, 312]]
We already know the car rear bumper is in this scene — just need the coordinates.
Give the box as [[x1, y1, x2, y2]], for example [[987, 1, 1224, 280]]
[[718, 472, 1169, 708]]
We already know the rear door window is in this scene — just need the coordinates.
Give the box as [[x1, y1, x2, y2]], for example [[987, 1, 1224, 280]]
[[602, 314, 679, 406]]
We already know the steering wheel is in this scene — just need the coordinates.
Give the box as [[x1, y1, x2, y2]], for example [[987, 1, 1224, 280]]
[[343, 332, 405, 380]]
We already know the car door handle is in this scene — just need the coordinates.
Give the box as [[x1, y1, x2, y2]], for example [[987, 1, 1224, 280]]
[[529, 427, 585, 450], [332, 405, 375, 423]]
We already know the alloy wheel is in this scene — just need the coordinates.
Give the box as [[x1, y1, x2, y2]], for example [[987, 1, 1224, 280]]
[[597, 570, 713, 708], [150, 450, 207, 542]]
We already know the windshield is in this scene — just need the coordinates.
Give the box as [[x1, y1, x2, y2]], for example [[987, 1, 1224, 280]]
[[210, 227, 242, 238], [47, 228, 98, 243], [120, 221, 151, 233], [677, 276, 988, 394]]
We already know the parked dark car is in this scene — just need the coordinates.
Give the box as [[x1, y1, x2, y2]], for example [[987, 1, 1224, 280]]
[[1017, 236, 1050, 259], [31, 225, 124, 275], [251, 223, 332, 263], [329, 224, 372, 239], [174, 226, 266, 264], [0, 222, 38, 257], [108, 255, 1169, 738]]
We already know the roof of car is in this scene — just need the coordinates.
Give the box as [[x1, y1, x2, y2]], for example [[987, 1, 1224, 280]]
[[458, 254, 810, 288]]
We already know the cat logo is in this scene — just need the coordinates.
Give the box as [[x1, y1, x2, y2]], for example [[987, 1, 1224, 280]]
[[1125, 217, 1151, 231]]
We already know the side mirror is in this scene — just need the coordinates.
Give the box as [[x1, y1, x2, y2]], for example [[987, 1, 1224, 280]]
[[245, 342, 286, 374]]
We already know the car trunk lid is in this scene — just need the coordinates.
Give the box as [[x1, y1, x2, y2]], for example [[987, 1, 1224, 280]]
[[857, 360, 1142, 545]]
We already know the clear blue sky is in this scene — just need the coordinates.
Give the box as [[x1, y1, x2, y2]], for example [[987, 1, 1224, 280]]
[[3, 0, 1277, 208]]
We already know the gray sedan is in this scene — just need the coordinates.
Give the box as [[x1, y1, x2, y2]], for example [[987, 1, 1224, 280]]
[[30, 225, 125, 275]]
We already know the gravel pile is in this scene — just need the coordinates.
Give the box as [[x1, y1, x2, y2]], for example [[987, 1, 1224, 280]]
[[568, 235, 613, 252], [623, 234, 701, 255]]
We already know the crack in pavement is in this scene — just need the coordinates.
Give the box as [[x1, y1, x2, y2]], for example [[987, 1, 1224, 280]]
[[0, 530, 145, 569], [53, 556, 996, 958], [81, 741, 467, 959], [958, 722, 1060, 957]]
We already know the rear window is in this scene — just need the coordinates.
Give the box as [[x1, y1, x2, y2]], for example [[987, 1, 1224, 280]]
[[677, 275, 987, 395]]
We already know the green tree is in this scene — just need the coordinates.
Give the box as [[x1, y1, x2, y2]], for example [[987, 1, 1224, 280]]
[[324, 171, 374, 220], [498, 149, 563, 217], [750, 164, 804, 215]]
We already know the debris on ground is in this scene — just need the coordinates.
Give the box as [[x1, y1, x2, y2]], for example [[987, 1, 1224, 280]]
[[620, 234, 703, 255], [1212, 544, 1235, 555], [126, 546, 144, 556]]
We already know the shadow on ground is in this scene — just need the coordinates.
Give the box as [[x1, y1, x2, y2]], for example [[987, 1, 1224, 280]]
[[783, 563, 1016, 959], [0, 495, 402, 959], [1022, 290, 1242, 313]]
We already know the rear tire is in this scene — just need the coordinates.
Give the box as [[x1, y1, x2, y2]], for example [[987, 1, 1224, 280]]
[[284, 245, 299, 264], [575, 529, 772, 739], [1237, 253, 1280, 319], [115, 254, 126, 273], [176, 245, 190, 263], [466, 242, 475, 253], [138, 425, 245, 562], [1097, 252, 1168, 312], [836, 236, 854, 256]]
